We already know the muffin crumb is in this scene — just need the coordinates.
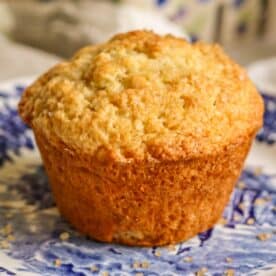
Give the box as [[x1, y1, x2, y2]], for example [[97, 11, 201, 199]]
[[257, 233, 272, 241], [218, 218, 227, 225], [59, 232, 70, 241], [253, 167, 262, 176], [29, 225, 37, 233], [154, 250, 161, 257], [196, 267, 208, 276], [141, 261, 150, 268], [237, 181, 246, 189], [254, 197, 271, 206], [233, 214, 241, 222], [183, 256, 193, 263], [167, 245, 176, 251], [90, 265, 99, 272], [54, 259, 62, 267], [246, 218, 255, 225], [225, 257, 233, 263], [7, 234, 15, 241], [0, 240, 10, 249], [238, 203, 245, 210], [0, 224, 13, 236], [132, 261, 140, 269], [224, 269, 235, 276]]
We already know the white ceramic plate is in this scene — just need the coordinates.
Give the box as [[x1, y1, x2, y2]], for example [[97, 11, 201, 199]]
[[0, 77, 275, 276]]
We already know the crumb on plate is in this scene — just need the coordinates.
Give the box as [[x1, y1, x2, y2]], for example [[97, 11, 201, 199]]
[[246, 218, 255, 225], [54, 259, 62, 267], [224, 269, 235, 276], [59, 232, 70, 241], [257, 233, 272, 241], [225, 257, 233, 263], [183, 256, 193, 263], [196, 267, 208, 276]]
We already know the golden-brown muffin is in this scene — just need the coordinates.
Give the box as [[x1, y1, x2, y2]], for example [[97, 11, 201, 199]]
[[19, 30, 264, 246]]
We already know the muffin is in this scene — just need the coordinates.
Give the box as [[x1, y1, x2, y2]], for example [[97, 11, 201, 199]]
[[19, 30, 264, 246]]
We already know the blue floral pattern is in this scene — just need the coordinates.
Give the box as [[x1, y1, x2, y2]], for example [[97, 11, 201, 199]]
[[156, 0, 167, 6], [256, 94, 276, 145], [233, 0, 245, 8], [0, 85, 34, 167], [0, 79, 275, 276], [8, 166, 53, 209]]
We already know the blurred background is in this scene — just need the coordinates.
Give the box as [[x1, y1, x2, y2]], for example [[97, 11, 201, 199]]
[[0, 0, 275, 80]]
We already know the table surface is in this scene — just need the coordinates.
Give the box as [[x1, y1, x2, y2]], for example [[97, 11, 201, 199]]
[[0, 35, 60, 81]]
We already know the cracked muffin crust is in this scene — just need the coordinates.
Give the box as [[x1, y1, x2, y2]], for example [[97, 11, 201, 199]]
[[19, 30, 264, 246]]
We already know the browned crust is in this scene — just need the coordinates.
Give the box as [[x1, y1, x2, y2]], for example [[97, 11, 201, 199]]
[[34, 129, 255, 246]]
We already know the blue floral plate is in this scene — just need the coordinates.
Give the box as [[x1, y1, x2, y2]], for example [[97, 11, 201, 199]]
[[0, 77, 275, 276]]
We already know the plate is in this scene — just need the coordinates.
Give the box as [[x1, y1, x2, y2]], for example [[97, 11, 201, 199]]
[[0, 77, 275, 276]]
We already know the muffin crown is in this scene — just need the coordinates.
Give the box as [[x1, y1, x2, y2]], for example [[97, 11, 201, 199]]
[[19, 30, 263, 162]]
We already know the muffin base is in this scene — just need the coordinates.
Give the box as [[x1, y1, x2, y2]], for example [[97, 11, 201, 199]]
[[35, 131, 254, 246]]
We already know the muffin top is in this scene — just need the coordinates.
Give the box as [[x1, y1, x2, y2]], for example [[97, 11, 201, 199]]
[[19, 30, 263, 162]]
